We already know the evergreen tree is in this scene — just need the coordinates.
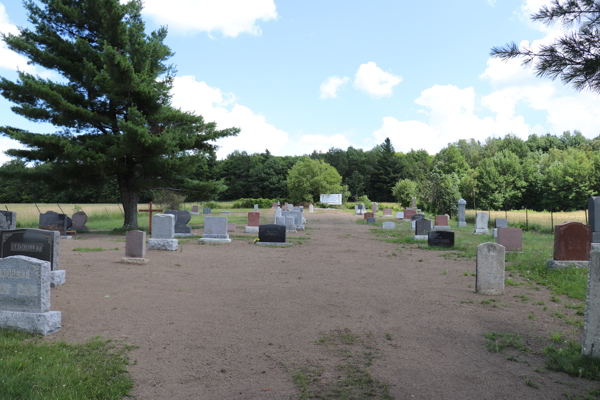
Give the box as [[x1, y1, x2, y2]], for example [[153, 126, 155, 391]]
[[370, 138, 401, 201], [0, 0, 237, 228]]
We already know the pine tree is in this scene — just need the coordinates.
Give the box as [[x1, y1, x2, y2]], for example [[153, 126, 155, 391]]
[[0, 0, 238, 228], [369, 138, 401, 201]]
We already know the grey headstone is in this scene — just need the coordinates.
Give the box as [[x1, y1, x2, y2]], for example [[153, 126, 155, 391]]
[[0, 229, 60, 271], [165, 210, 192, 234], [285, 216, 296, 231], [474, 213, 489, 234], [382, 221, 396, 230], [457, 198, 467, 227], [583, 249, 600, 357], [0, 211, 16, 231], [203, 217, 229, 239], [283, 210, 304, 230], [152, 214, 175, 239], [495, 218, 508, 228], [396, 211, 404, 219], [125, 230, 146, 258], [71, 211, 89, 231], [0, 256, 51, 313], [203, 208, 212, 214], [367, 217, 376, 224], [411, 197, 417, 208], [372, 202, 377, 213], [254, 204, 259, 211], [590, 196, 600, 235], [476, 242, 505, 295], [275, 216, 285, 226], [39, 211, 72, 235], [416, 219, 432, 236]]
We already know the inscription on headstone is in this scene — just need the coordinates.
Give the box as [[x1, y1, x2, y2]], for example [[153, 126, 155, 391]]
[[0, 256, 50, 313], [428, 231, 455, 248], [476, 243, 505, 295]]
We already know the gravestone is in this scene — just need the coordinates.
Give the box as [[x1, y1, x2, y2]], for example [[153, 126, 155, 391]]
[[476, 243, 505, 295], [148, 214, 178, 251], [165, 210, 193, 237], [121, 230, 148, 264], [404, 209, 416, 220], [411, 214, 424, 229], [0, 256, 61, 335], [192, 205, 199, 214], [220, 211, 231, 214], [0, 228, 64, 287], [583, 249, 600, 357], [496, 218, 508, 228], [282, 210, 304, 230], [382, 221, 396, 229], [71, 211, 89, 231], [199, 217, 231, 243], [548, 222, 591, 268], [254, 204, 259, 212], [256, 224, 291, 246], [275, 216, 285, 226], [434, 215, 450, 230], [203, 208, 212, 214], [309, 205, 314, 213], [245, 212, 260, 233], [364, 212, 374, 220], [496, 227, 523, 252], [589, 196, 600, 243], [413, 219, 432, 241], [396, 211, 404, 219], [285, 216, 297, 232], [474, 213, 489, 234], [39, 211, 72, 235], [428, 231, 455, 248], [0, 211, 16, 231], [383, 208, 393, 217], [372, 202, 378, 214], [227, 223, 236, 232], [457, 198, 467, 227], [411, 197, 417, 208], [276, 207, 282, 218], [367, 217, 376, 224]]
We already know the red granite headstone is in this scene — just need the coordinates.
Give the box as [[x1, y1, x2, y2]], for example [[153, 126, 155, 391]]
[[192, 205, 199, 213], [248, 212, 260, 227], [435, 215, 449, 226], [227, 223, 236, 232], [364, 212, 374, 220], [553, 222, 592, 261], [496, 227, 523, 252], [404, 209, 416, 220]]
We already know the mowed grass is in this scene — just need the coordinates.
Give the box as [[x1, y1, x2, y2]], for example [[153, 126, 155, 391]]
[[0, 329, 133, 400]]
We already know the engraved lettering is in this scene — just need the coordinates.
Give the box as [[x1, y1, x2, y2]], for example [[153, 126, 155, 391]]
[[10, 242, 43, 253], [0, 269, 30, 279]]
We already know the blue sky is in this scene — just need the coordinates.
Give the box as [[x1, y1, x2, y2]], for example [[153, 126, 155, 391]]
[[1, 0, 600, 165]]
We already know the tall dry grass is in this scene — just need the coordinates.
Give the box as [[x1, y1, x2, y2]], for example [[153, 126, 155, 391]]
[[466, 209, 588, 231]]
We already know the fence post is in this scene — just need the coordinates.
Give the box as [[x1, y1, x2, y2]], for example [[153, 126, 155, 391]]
[[585, 209, 588, 225], [525, 208, 528, 231], [551, 211, 554, 233]]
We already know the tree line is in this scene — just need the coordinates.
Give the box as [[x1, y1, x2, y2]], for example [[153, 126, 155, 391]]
[[3, 130, 599, 215]]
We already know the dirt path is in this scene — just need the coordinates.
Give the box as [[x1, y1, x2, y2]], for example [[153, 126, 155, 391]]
[[50, 209, 599, 399]]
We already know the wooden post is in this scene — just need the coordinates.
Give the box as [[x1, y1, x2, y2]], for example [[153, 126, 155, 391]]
[[526, 208, 528, 231], [139, 201, 164, 234], [585, 209, 588, 225], [35, 203, 41, 214], [57, 203, 65, 214], [551, 211, 554, 233]]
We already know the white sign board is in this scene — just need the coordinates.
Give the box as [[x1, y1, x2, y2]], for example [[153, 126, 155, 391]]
[[320, 194, 342, 205]]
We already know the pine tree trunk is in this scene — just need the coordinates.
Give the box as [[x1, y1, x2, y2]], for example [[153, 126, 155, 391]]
[[118, 175, 140, 229]]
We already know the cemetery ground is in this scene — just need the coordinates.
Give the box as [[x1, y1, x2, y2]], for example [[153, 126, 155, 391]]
[[3, 208, 600, 399]]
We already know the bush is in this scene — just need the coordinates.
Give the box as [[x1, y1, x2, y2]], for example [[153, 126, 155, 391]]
[[357, 195, 372, 209], [203, 201, 219, 209], [232, 198, 276, 209], [152, 190, 186, 211]]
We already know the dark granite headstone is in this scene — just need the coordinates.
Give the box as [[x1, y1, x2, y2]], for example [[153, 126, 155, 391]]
[[0, 211, 16, 231], [1, 229, 60, 271], [554, 222, 591, 261], [165, 210, 192, 234], [367, 217, 376, 224], [416, 219, 432, 236], [358, 204, 364, 210], [495, 218, 508, 228], [411, 214, 424, 221], [589, 196, 600, 242], [203, 208, 212, 215], [259, 224, 286, 243], [428, 231, 455, 248], [71, 211, 89, 231], [39, 211, 72, 235]]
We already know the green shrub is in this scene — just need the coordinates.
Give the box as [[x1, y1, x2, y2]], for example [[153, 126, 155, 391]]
[[232, 198, 276, 209], [357, 195, 372, 209], [203, 201, 219, 209]]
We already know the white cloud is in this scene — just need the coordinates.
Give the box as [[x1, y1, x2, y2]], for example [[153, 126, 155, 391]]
[[319, 76, 349, 99], [0, 136, 24, 166], [171, 75, 289, 158], [353, 62, 403, 98], [487, 0, 497, 6], [137, 0, 278, 37]]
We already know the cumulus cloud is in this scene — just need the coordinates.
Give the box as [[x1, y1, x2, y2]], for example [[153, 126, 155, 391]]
[[137, 0, 278, 37], [170, 75, 290, 158], [319, 76, 349, 99], [353, 62, 403, 98]]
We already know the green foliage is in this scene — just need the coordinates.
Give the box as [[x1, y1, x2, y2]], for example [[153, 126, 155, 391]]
[[287, 158, 343, 203], [392, 179, 417, 207], [370, 138, 402, 201], [152, 190, 187, 211], [203, 201, 219, 209], [544, 341, 600, 380], [419, 168, 461, 215], [476, 150, 526, 210], [357, 195, 372, 209], [0, 0, 237, 227], [232, 198, 277, 209], [0, 330, 132, 399]]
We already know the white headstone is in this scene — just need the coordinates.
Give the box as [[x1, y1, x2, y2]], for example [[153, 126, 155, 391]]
[[476, 243, 505, 295]]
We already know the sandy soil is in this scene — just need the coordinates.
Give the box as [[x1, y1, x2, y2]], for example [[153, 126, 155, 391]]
[[48, 209, 600, 399]]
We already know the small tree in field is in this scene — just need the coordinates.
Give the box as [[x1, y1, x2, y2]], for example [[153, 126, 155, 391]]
[[0, 0, 238, 228], [287, 158, 343, 203], [392, 179, 417, 208]]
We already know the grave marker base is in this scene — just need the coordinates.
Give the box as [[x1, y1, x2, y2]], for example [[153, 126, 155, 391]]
[[174, 233, 196, 237], [244, 226, 259, 233], [547, 260, 589, 269], [457, 222, 467, 227], [120, 257, 149, 265], [50, 270, 66, 287], [148, 239, 178, 251], [199, 238, 232, 243], [0, 310, 61, 335], [412, 235, 428, 241], [433, 226, 450, 230], [255, 242, 293, 246], [474, 228, 489, 234]]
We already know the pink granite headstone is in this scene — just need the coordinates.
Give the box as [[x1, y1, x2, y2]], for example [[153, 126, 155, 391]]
[[192, 205, 199, 213], [227, 223, 236, 232], [496, 227, 523, 252], [435, 215, 449, 226], [383, 208, 392, 216], [125, 230, 146, 258], [248, 212, 260, 227], [404, 209, 416, 220]]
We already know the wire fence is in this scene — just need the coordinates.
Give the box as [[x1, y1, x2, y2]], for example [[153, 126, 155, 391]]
[[465, 209, 587, 233]]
